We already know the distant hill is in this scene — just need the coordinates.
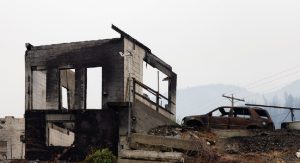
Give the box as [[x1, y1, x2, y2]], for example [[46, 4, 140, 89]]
[[176, 80, 300, 128]]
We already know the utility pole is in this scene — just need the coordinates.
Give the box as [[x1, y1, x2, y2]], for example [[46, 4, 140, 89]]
[[222, 94, 245, 107]]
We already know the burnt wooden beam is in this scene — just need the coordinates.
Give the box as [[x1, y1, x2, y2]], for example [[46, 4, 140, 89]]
[[112, 24, 151, 53], [144, 52, 172, 76]]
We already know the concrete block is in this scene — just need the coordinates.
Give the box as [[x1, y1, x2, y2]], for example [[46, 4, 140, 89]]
[[130, 133, 205, 152]]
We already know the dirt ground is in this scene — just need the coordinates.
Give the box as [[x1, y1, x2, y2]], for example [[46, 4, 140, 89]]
[[148, 126, 300, 163]]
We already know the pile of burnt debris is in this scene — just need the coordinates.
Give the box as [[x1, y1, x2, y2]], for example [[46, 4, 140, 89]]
[[225, 130, 300, 153], [148, 125, 216, 143], [147, 125, 300, 163], [148, 125, 182, 137]]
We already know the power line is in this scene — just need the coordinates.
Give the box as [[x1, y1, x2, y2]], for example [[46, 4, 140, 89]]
[[224, 64, 300, 95], [198, 64, 300, 111], [235, 72, 300, 103], [240, 70, 300, 92], [242, 76, 300, 105], [242, 83, 295, 101]]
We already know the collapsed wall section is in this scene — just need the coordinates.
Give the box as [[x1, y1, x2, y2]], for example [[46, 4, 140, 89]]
[[25, 109, 119, 161]]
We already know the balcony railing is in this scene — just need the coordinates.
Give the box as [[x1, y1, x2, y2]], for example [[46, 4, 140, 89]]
[[132, 78, 174, 115]]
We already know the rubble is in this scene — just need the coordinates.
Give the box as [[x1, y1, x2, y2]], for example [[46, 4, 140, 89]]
[[148, 125, 181, 137], [225, 131, 300, 153], [148, 125, 300, 162]]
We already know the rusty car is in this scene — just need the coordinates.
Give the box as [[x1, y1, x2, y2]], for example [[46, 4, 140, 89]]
[[182, 106, 275, 130]]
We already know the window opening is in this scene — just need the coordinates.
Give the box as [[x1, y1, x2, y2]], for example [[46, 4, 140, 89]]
[[46, 114, 75, 147], [142, 61, 169, 109], [61, 87, 68, 109], [60, 69, 75, 110], [86, 67, 102, 109]]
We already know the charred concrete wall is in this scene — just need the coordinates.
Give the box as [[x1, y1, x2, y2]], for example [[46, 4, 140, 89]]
[[0, 117, 25, 160], [25, 25, 177, 117], [32, 70, 46, 109], [25, 110, 119, 161], [113, 25, 177, 120], [25, 39, 125, 110], [24, 25, 177, 161]]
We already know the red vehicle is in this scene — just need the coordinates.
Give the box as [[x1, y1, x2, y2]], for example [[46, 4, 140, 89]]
[[182, 106, 275, 130]]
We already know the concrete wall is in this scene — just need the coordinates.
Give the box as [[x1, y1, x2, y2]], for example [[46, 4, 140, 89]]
[[123, 38, 145, 101], [25, 28, 177, 161], [25, 110, 119, 161], [25, 38, 125, 110], [0, 117, 25, 160], [26, 36, 176, 117], [123, 38, 177, 120], [32, 69, 75, 110], [132, 99, 176, 134], [32, 70, 46, 109], [47, 123, 75, 147]]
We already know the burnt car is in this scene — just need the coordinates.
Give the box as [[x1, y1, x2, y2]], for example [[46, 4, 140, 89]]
[[182, 106, 274, 130]]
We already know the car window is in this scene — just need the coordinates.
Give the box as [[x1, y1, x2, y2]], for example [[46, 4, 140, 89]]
[[220, 107, 231, 117], [232, 108, 251, 119], [254, 109, 269, 119], [212, 108, 230, 117], [223, 108, 231, 117], [212, 109, 221, 116]]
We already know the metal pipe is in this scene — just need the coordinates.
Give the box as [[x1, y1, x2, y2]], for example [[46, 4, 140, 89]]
[[245, 103, 300, 122]]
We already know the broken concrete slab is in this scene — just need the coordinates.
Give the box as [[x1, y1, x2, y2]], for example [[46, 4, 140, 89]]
[[130, 133, 206, 152], [211, 129, 255, 138], [119, 149, 183, 162], [281, 121, 300, 130]]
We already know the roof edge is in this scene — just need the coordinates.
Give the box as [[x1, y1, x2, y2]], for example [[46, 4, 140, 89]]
[[112, 24, 151, 53]]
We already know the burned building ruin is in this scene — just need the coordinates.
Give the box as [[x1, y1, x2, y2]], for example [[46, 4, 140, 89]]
[[0, 116, 25, 160], [24, 25, 177, 161]]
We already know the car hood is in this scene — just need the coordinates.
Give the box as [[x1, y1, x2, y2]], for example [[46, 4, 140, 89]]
[[183, 114, 207, 121]]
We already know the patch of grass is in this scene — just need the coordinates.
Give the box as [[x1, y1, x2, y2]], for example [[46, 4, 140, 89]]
[[84, 148, 116, 163]]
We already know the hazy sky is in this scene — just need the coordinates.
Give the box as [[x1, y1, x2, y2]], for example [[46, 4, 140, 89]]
[[1, 0, 300, 117]]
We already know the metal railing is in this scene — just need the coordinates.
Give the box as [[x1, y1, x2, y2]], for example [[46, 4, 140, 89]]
[[132, 78, 174, 115]]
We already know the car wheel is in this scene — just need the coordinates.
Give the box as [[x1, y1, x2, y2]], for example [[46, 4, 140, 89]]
[[185, 120, 203, 129]]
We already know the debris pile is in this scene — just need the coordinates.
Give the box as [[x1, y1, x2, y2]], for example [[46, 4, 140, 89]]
[[225, 131, 300, 153], [148, 125, 300, 163], [148, 125, 216, 141], [148, 125, 181, 137]]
